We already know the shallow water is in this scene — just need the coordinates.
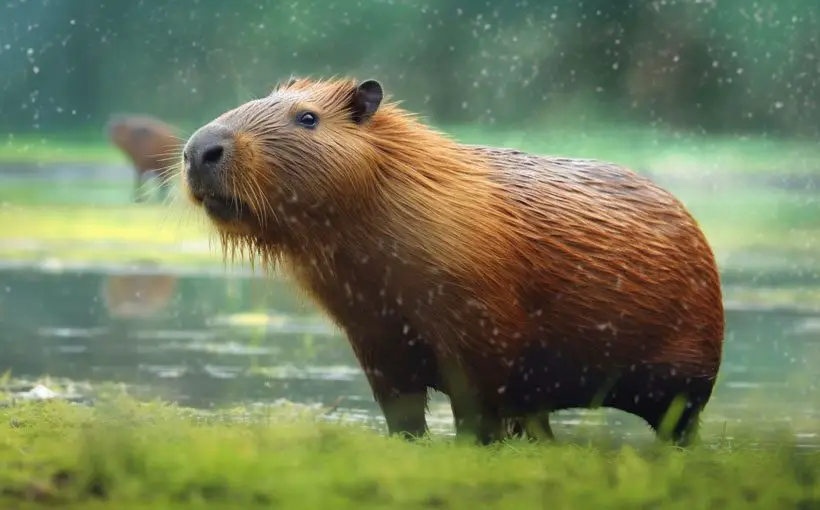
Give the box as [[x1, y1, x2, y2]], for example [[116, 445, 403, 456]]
[[0, 263, 818, 448], [1, 162, 819, 447]]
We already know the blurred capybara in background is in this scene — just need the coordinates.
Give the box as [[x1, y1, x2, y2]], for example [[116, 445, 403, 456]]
[[105, 114, 181, 202]]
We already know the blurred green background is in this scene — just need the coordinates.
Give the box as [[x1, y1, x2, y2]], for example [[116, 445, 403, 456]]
[[3, 0, 820, 138], [0, 0, 818, 446]]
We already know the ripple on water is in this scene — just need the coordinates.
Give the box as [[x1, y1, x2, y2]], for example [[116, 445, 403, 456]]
[[130, 329, 219, 342], [37, 326, 108, 339], [54, 344, 89, 354], [251, 364, 363, 382], [138, 364, 188, 378], [149, 340, 281, 356], [792, 317, 820, 335], [202, 364, 246, 379]]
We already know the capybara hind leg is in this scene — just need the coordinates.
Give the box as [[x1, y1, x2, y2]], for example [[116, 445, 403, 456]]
[[661, 405, 703, 448], [607, 364, 714, 448], [648, 399, 705, 448], [673, 410, 702, 448]]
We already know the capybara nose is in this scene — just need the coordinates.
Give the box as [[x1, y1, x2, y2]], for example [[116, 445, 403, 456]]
[[183, 123, 234, 182]]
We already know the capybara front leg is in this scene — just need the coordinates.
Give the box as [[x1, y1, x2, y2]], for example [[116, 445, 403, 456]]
[[377, 392, 429, 440], [349, 332, 437, 440]]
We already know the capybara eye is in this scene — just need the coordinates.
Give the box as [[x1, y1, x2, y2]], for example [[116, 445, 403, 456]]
[[296, 111, 319, 129]]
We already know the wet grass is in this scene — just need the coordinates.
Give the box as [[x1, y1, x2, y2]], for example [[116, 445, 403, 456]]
[[0, 395, 817, 509]]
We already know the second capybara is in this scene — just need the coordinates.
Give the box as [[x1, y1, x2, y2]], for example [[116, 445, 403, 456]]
[[106, 114, 181, 202], [179, 76, 725, 446]]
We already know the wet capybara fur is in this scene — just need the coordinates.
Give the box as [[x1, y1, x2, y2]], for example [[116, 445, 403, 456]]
[[180, 76, 725, 446], [106, 114, 180, 202]]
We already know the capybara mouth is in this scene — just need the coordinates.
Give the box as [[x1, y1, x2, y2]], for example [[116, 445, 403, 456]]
[[192, 190, 252, 225]]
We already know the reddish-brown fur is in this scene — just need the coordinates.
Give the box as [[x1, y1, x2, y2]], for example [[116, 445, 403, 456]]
[[179, 77, 725, 446], [106, 114, 181, 202]]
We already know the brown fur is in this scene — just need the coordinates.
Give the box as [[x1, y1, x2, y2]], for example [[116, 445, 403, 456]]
[[180, 76, 725, 446], [106, 114, 181, 202]]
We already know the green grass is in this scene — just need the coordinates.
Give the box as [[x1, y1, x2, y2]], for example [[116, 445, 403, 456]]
[[4, 123, 820, 177], [3, 186, 820, 274], [0, 136, 126, 165], [2, 125, 820, 274], [0, 395, 818, 509], [455, 122, 820, 177], [0, 203, 225, 268]]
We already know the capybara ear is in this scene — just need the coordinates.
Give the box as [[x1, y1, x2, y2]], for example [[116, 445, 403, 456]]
[[350, 79, 383, 125]]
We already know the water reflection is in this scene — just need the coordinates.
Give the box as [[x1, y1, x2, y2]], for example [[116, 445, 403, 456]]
[[0, 264, 818, 446], [101, 260, 179, 319]]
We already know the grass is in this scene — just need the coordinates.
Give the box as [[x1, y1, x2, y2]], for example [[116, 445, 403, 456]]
[[0, 203, 225, 268], [0, 395, 818, 509], [456, 121, 820, 177], [1, 124, 820, 274], [2, 185, 820, 274], [0, 136, 126, 165], [4, 122, 820, 177]]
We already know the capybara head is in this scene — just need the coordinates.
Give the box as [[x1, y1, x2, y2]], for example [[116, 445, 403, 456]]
[[180, 77, 387, 240], [105, 114, 180, 168]]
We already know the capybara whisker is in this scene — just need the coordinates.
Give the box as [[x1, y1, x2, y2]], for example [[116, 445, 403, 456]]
[[181, 76, 724, 448]]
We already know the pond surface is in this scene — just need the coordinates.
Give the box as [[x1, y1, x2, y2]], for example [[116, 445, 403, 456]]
[[0, 263, 818, 447]]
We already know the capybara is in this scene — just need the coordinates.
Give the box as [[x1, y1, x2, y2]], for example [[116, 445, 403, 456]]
[[106, 114, 181, 202], [179, 77, 725, 446]]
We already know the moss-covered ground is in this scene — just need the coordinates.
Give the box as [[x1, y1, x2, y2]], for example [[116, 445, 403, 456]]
[[0, 395, 817, 509]]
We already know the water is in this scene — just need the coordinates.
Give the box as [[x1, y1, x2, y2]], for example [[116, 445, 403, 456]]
[[0, 161, 819, 447], [0, 263, 818, 446]]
